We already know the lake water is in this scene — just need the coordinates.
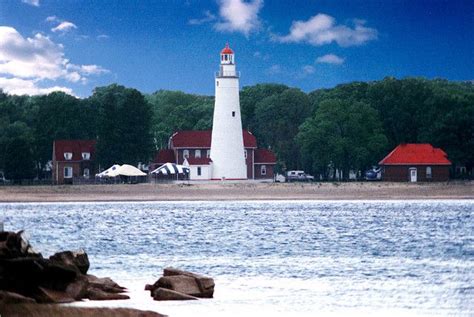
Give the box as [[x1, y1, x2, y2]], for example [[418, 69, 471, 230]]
[[1, 200, 473, 316]]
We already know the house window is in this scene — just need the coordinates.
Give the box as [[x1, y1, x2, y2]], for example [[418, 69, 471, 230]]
[[183, 150, 189, 159], [244, 150, 247, 159], [83, 168, 90, 179], [82, 152, 90, 160], [261, 165, 266, 175], [195, 150, 201, 158], [64, 152, 73, 160], [207, 150, 210, 158], [232, 111, 235, 117], [64, 166, 73, 178], [197, 167, 202, 176], [426, 166, 432, 179]]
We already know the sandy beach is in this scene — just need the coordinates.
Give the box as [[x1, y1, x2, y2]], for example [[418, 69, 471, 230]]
[[0, 181, 472, 202]]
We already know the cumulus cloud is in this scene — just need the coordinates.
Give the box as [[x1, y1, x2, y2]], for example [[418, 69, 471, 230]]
[[189, 10, 216, 25], [214, 0, 263, 36], [21, 0, 39, 7], [265, 64, 282, 75], [0, 77, 74, 96], [0, 26, 108, 95], [45, 16, 59, 22], [51, 21, 78, 33], [316, 54, 345, 65], [275, 13, 377, 47]]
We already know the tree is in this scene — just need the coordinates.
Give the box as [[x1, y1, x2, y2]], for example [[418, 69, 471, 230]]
[[3, 122, 35, 182], [92, 84, 154, 167], [297, 99, 387, 180], [254, 88, 311, 170], [146, 90, 213, 149]]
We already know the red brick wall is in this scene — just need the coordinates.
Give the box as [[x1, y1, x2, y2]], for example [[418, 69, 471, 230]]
[[382, 165, 450, 182], [254, 164, 274, 179]]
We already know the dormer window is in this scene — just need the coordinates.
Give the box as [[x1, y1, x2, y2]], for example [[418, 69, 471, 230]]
[[82, 152, 90, 160], [64, 152, 73, 160]]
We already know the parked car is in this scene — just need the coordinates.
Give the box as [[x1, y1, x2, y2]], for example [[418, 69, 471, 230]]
[[286, 170, 314, 182], [365, 167, 382, 181]]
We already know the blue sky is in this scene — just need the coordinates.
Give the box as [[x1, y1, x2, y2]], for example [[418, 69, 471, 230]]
[[0, 0, 472, 97]]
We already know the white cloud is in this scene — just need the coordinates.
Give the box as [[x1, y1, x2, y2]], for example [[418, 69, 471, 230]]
[[21, 0, 39, 7], [276, 13, 377, 47], [45, 16, 59, 22], [316, 54, 345, 65], [0, 77, 74, 96], [265, 64, 282, 75], [189, 10, 216, 25], [52, 21, 78, 33], [302, 65, 315, 74], [0, 26, 108, 95], [214, 0, 263, 36]]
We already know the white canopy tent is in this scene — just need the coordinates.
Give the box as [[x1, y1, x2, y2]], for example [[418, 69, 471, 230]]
[[96, 164, 146, 178], [116, 164, 147, 177]]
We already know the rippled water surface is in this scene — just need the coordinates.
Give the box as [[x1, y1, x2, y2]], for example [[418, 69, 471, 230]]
[[1, 200, 473, 316]]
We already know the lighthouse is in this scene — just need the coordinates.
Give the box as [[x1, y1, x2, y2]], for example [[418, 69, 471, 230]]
[[210, 44, 247, 180]]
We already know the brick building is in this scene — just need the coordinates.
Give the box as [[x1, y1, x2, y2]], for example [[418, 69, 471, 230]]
[[152, 130, 276, 180], [52, 140, 96, 184], [379, 143, 451, 182]]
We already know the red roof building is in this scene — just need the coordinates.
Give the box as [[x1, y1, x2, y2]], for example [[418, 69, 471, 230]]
[[152, 130, 276, 180], [52, 140, 97, 184], [379, 144, 451, 182]]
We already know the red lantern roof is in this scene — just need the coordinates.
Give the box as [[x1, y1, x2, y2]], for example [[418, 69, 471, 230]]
[[221, 43, 234, 55]]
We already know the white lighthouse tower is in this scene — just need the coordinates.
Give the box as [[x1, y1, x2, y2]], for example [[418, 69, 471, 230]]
[[210, 44, 247, 180]]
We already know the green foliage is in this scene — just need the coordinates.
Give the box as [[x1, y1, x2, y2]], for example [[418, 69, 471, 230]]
[[298, 99, 387, 179], [92, 84, 154, 167], [253, 88, 311, 170], [146, 90, 213, 148], [3, 121, 35, 181]]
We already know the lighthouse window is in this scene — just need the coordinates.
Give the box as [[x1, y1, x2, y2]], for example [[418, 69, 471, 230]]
[[224, 55, 228, 61], [217, 81, 219, 86], [232, 111, 235, 117]]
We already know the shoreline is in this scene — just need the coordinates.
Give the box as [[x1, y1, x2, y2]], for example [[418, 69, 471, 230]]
[[0, 181, 472, 202]]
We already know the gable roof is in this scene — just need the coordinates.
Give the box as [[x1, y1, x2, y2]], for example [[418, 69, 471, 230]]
[[254, 148, 277, 164], [170, 130, 257, 148], [185, 157, 212, 165], [53, 140, 96, 161], [154, 149, 176, 164], [379, 144, 451, 165]]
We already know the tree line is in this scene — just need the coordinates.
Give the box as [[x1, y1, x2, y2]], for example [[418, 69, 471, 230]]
[[0, 77, 472, 181]]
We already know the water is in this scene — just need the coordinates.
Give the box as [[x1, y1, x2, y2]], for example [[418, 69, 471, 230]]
[[1, 200, 473, 316]]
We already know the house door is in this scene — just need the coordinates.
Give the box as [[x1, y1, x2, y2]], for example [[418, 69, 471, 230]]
[[409, 168, 417, 182]]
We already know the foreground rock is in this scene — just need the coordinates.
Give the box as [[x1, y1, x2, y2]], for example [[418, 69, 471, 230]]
[[146, 267, 214, 301], [0, 231, 129, 304], [0, 303, 166, 317]]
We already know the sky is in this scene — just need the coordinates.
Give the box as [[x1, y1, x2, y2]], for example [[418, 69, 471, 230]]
[[0, 0, 473, 97]]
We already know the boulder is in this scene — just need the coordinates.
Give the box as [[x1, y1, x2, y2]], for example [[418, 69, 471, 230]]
[[64, 275, 89, 300], [35, 287, 75, 303], [156, 275, 201, 297], [163, 267, 215, 298], [146, 268, 215, 300], [0, 290, 36, 304], [49, 250, 90, 275], [86, 275, 127, 293], [152, 288, 198, 301], [86, 288, 130, 300]]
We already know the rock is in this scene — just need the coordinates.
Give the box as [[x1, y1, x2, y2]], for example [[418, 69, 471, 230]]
[[156, 275, 201, 297], [0, 290, 36, 304], [152, 288, 198, 301], [49, 250, 90, 275], [65, 275, 89, 300], [146, 268, 215, 299], [35, 287, 75, 303], [86, 274, 127, 293], [86, 288, 130, 300], [163, 267, 215, 298]]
